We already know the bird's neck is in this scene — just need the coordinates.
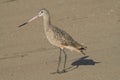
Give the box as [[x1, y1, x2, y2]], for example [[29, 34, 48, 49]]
[[43, 14, 51, 27]]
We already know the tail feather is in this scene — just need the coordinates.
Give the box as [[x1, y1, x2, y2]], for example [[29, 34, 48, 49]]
[[78, 44, 87, 55], [78, 48, 86, 55]]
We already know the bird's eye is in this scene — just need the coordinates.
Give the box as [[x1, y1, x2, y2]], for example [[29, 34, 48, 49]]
[[41, 11, 43, 13]]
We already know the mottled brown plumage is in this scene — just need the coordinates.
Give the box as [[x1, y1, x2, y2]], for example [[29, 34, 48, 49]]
[[18, 8, 87, 73], [42, 9, 87, 52]]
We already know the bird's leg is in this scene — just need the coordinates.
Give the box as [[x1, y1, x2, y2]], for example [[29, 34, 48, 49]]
[[62, 49, 67, 72], [57, 48, 62, 73]]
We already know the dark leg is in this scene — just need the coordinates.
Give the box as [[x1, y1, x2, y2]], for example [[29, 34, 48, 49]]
[[62, 49, 67, 72], [57, 48, 62, 73]]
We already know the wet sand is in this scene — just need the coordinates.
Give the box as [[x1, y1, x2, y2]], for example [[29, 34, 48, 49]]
[[0, 0, 120, 80]]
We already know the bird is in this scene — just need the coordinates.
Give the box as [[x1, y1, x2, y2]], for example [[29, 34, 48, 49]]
[[18, 8, 87, 73]]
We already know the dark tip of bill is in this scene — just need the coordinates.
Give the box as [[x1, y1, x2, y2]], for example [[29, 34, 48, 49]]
[[18, 22, 28, 27]]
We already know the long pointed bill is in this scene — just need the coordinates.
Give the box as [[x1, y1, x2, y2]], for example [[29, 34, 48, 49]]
[[18, 15, 39, 27]]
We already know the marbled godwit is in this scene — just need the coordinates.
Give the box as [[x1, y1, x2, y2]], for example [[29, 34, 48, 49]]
[[18, 8, 87, 73]]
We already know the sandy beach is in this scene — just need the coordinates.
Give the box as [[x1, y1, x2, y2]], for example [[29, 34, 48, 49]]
[[0, 0, 120, 80]]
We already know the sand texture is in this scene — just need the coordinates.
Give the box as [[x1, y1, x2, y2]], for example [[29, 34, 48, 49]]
[[0, 0, 120, 80]]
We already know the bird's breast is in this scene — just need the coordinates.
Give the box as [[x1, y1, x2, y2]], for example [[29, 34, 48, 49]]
[[44, 29, 62, 47]]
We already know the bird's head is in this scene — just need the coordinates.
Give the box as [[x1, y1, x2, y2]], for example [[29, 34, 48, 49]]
[[18, 8, 48, 27], [38, 8, 49, 17]]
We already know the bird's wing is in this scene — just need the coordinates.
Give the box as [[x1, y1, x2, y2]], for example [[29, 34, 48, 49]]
[[51, 25, 81, 48]]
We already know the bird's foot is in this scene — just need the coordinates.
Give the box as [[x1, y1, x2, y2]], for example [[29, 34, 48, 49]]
[[62, 69, 66, 72], [56, 69, 67, 74]]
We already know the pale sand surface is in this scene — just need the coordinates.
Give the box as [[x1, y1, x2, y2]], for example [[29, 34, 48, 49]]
[[0, 0, 120, 80]]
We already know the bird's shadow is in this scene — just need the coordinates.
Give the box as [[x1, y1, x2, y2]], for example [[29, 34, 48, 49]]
[[51, 56, 100, 74], [66, 56, 100, 72]]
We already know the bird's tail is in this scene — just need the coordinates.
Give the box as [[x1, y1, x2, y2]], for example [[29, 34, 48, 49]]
[[66, 42, 87, 55], [77, 43, 87, 55]]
